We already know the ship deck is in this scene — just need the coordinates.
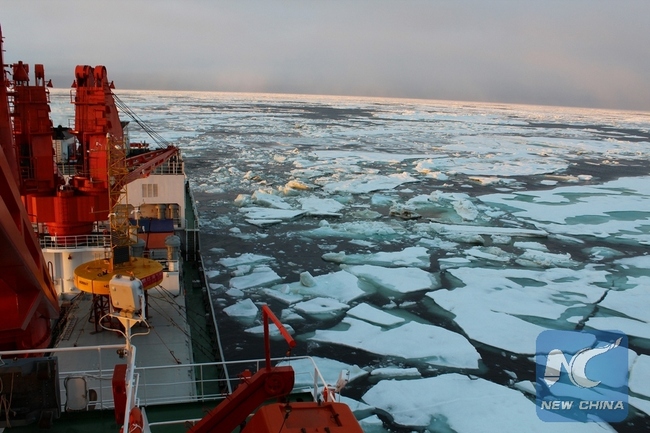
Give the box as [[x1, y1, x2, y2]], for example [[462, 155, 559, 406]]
[[0, 183, 231, 432], [55, 287, 196, 397]]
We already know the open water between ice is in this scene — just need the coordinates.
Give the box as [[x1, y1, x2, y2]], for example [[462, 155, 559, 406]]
[[51, 90, 650, 432]]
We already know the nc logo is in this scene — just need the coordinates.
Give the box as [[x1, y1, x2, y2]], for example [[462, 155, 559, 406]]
[[543, 337, 622, 389]]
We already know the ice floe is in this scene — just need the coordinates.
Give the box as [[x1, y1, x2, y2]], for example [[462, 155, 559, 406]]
[[264, 270, 365, 304], [427, 266, 610, 353], [293, 297, 349, 320], [346, 303, 405, 327], [310, 318, 481, 369], [362, 374, 616, 432], [223, 298, 259, 324], [481, 177, 650, 244], [297, 196, 344, 216], [322, 246, 431, 268], [322, 172, 418, 194], [277, 356, 368, 390], [344, 264, 439, 296], [228, 265, 282, 290]]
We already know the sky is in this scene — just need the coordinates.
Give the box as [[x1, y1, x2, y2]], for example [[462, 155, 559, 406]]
[[2, 0, 650, 111]]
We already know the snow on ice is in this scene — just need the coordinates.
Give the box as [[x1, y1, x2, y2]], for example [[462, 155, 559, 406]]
[[48, 91, 650, 431], [362, 374, 616, 432]]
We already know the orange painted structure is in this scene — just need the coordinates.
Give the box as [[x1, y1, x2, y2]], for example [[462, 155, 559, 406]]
[[0, 26, 59, 351], [242, 401, 363, 433], [188, 306, 363, 433], [12, 60, 178, 237]]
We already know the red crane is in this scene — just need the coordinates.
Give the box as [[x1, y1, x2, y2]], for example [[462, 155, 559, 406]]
[[18, 63, 178, 238]]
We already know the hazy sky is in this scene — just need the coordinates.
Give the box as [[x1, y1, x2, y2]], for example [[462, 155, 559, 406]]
[[3, 0, 650, 111]]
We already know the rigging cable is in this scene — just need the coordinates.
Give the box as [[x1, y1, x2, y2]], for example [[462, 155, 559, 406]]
[[112, 93, 171, 150]]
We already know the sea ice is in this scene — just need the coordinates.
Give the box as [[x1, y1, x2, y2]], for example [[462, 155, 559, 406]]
[[293, 297, 349, 320], [630, 397, 650, 417], [225, 288, 244, 298], [370, 193, 395, 206], [223, 298, 258, 324], [362, 374, 615, 432], [310, 318, 481, 369], [266, 270, 366, 304], [433, 306, 547, 354], [480, 177, 650, 244], [515, 249, 577, 268], [346, 303, 405, 327], [322, 172, 418, 194], [245, 218, 284, 227], [425, 222, 547, 238], [514, 380, 536, 396], [369, 367, 421, 379], [297, 196, 344, 216], [344, 264, 439, 295], [427, 265, 611, 354], [513, 241, 548, 251], [322, 246, 431, 268], [583, 317, 650, 344], [339, 396, 375, 420], [228, 265, 282, 290], [464, 246, 511, 262], [306, 220, 406, 240], [205, 270, 221, 279], [251, 190, 293, 209], [277, 356, 368, 390], [430, 266, 608, 320], [262, 286, 305, 305], [598, 279, 650, 323], [239, 206, 305, 222], [280, 309, 305, 323], [244, 323, 295, 338], [218, 253, 274, 268]]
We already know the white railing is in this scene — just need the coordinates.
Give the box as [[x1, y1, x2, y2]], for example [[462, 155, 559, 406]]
[[40, 234, 111, 249], [0, 344, 334, 416], [0, 344, 124, 412]]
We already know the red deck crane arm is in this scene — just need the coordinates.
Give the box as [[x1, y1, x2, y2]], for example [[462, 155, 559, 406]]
[[188, 366, 295, 433], [121, 146, 179, 188]]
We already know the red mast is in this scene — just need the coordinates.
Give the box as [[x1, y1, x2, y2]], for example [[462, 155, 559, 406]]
[[22, 64, 121, 237], [11, 60, 56, 199]]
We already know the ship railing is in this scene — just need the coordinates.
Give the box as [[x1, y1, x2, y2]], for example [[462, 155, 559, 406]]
[[0, 345, 336, 415], [140, 355, 341, 431], [134, 355, 335, 407], [40, 233, 112, 249], [0, 344, 125, 413], [151, 159, 184, 175]]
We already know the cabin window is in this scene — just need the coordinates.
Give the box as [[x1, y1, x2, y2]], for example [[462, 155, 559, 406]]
[[142, 183, 158, 198]]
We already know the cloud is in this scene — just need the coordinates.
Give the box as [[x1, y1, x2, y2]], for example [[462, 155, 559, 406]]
[[2, 0, 650, 110]]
